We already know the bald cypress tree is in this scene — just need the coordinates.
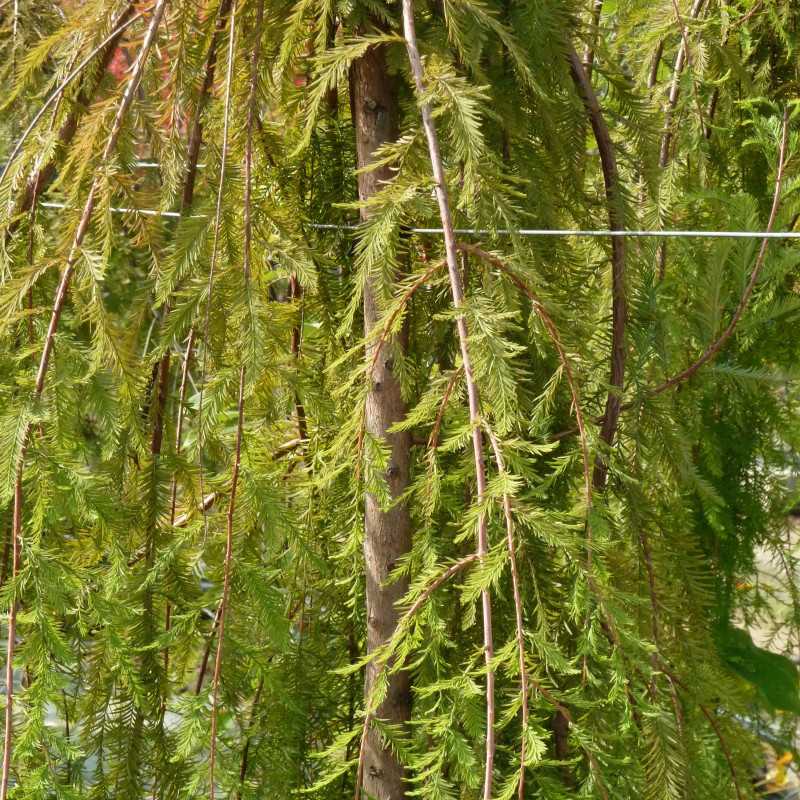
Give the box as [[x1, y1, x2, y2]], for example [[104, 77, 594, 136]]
[[1, 1, 800, 798]]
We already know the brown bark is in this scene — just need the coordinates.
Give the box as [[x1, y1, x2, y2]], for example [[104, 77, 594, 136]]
[[350, 43, 412, 800]]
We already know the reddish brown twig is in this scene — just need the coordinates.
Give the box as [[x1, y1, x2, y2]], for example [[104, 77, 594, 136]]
[[662, 668, 744, 800], [0, 5, 140, 192], [427, 367, 462, 452], [550, 113, 790, 442], [168, 329, 195, 520], [697, 705, 744, 800], [566, 43, 626, 490], [195, 603, 223, 697], [236, 677, 264, 799], [208, 363, 244, 799], [485, 428, 529, 799], [162, 327, 196, 675], [656, 0, 706, 279], [368, 260, 445, 382], [182, 0, 234, 209], [668, 0, 707, 143], [704, 1, 764, 144], [400, 4, 496, 795], [355, 258, 446, 477], [159, 0, 238, 681], [1, 478, 22, 800], [289, 275, 308, 442], [659, 0, 706, 169]]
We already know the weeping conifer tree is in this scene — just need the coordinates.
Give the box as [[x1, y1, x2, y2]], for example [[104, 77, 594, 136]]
[[1, 1, 800, 798]]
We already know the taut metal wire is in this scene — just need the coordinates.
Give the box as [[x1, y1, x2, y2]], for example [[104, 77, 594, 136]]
[[37, 201, 800, 239]]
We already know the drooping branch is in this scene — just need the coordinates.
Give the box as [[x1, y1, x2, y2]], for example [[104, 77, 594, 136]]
[[427, 366, 462, 452], [209, 362, 244, 799], [399, 4, 496, 795], [550, 112, 789, 440], [0, 4, 140, 195], [195, 603, 223, 697], [454, 242, 592, 507], [656, 0, 706, 280], [582, 0, 604, 83], [566, 43, 626, 490], [182, 0, 235, 209], [236, 677, 264, 799], [696, 705, 745, 800], [649, 109, 789, 398], [289, 275, 308, 442], [167, 329, 195, 522], [160, 0, 237, 678], [367, 260, 445, 381], [204, 5, 238, 796], [667, 0, 707, 141], [662, 667, 745, 800], [659, 0, 705, 169], [0, 4, 169, 797], [355, 259, 445, 467], [451, 243, 639, 770], [155, 0, 237, 460], [705, 0, 765, 140], [5, 10, 137, 251], [648, 40, 664, 90], [485, 427, 529, 800]]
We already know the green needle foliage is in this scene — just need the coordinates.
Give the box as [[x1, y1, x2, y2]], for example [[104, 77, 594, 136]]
[[0, 1, 800, 798]]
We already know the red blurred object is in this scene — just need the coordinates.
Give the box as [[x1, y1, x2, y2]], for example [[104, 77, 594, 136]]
[[106, 47, 128, 81]]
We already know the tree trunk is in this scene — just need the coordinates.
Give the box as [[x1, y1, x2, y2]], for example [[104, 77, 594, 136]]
[[350, 43, 411, 800]]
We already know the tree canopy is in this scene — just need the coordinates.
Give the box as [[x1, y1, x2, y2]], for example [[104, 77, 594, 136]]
[[1, 1, 800, 798]]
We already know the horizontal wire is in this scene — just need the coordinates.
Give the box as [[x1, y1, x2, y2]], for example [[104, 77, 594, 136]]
[[37, 201, 800, 239], [42, 200, 182, 218], [1, 160, 205, 171]]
